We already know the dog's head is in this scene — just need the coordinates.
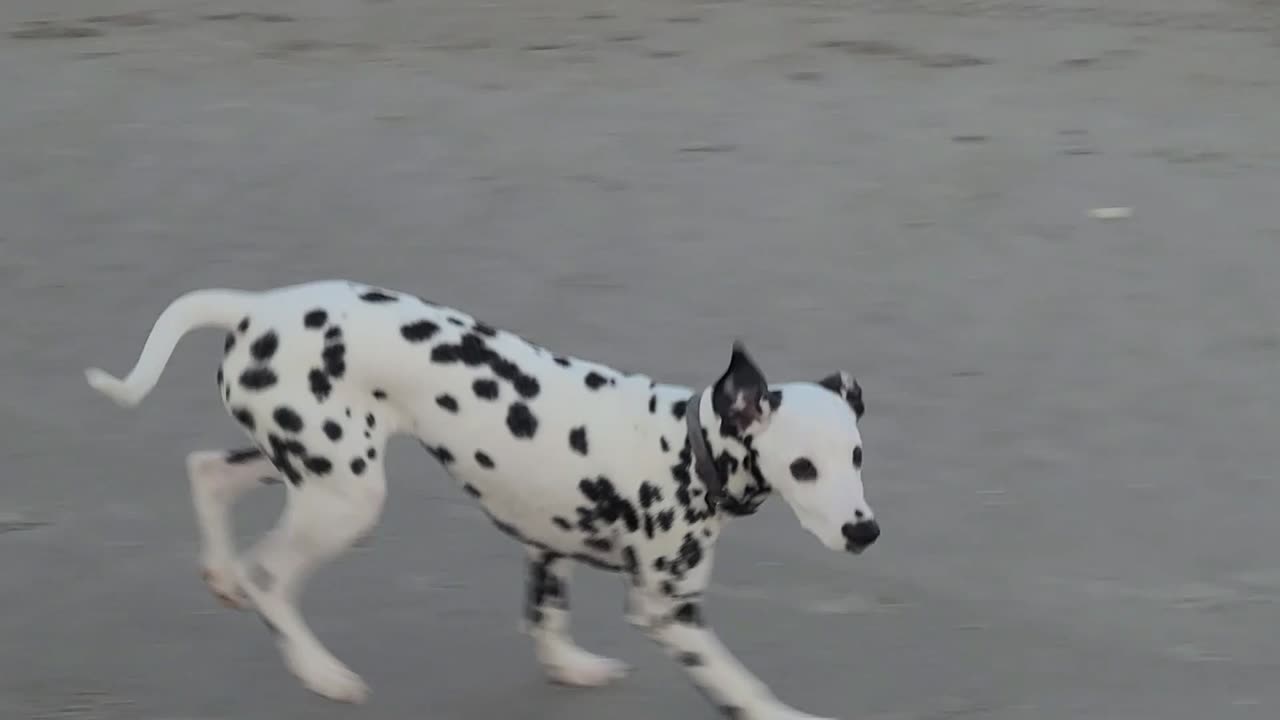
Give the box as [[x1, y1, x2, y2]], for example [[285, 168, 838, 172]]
[[703, 343, 879, 555]]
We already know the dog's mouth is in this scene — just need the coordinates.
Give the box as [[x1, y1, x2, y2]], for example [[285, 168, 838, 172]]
[[845, 542, 870, 555]]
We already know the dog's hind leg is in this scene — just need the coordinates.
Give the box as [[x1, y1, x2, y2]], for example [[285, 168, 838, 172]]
[[187, 447, 281, 609], [522, 549, 629, 687], [235, 464, 388, 704]]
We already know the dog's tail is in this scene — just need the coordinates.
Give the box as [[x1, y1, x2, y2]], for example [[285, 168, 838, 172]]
[[85, 288, 257, 408]]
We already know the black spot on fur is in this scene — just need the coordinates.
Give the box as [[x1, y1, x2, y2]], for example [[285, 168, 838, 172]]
[[232, 407, 255, 430], [436, 394, 459, 413], [677, 533, 704, 571], [367, 447, 377, 460], [513, 374, 540, 399], [324, 326, 342, 341], [577, 476, 641, 533], [673, 602, 704, 626], [366, 413, 376, 429], [249, 332, 278, 362], [584, 537, 613, 552], [584, 371, 608, 390], [464, 483, 482, 498], [266, 434, 302, 485], [853, 446, 863, 468], [308, 368, 332, 402], [304, 309, 328, 328], [475, 451, 494, 468], [506, 402, 538, 439], [430, 344, 459, 364], [226, 447, 263, 464], [322, 420, 342, 441], [671, 400, 687, 420], [224, 334, 236, 353], [660, 436, 670, 452], [216, 368, 224, 386], [473, 322, 498, 337], [649, 395, 657, 413], [273, 407, 303, 433], [639, 482, 663, 508], [360, 290, 398, 303], [568, 426, 588, 455], [490, 357, 519, 381], [302, 455, 333, 475], [239, 367, 278, 391], [789, 457, 818, 481], [400, 320, 440, 342], [372, 389, 387, 400], [552, 517, 572, 530], [350, 457, 366, 475], [237, 317, 250, 333], [554, 356, 571, 367], [656, 509, 676, 531], [322, 343, 346, 379], [431, 445, 455, 465], [473, 378, 499, 400], [457, 334, 492, 366]]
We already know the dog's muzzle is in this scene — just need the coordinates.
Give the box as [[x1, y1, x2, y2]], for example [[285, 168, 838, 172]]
[[841, 519, 881, 554]]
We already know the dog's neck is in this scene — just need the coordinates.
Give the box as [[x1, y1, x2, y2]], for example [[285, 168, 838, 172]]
[[684, 391, 772, 518]]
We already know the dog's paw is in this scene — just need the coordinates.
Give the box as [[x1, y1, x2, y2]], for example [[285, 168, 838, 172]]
[[201, 566, 249, 610], [542, 646, 630, 688], [286, 646, 370, 704]]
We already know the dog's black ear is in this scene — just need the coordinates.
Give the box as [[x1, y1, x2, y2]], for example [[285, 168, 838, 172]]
[[712, 341, 772, 434], [817, 371, 864, 420]]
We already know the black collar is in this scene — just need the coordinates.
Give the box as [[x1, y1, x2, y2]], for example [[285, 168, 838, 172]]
[[685, 389, 724, 505]]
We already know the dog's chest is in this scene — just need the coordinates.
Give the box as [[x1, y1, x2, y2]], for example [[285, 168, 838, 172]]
[[445, 419, 708, 561]]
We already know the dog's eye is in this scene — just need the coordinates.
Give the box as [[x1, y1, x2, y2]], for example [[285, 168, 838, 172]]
[[852, 446, 862, 469], [789, 458, 818, 482]]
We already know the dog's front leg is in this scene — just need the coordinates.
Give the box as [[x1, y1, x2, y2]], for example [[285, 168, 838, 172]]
[[641, 592, 837, 720], [521, 549, 629, 687]]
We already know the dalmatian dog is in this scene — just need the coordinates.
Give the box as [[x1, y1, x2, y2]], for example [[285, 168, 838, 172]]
[[85, 280, 880, 720]]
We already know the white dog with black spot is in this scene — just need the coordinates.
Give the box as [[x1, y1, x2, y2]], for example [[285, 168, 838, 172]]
[[85, 280, 881, 720]]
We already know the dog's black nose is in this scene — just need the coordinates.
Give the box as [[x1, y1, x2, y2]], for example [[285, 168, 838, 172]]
[[841, 519, 880, 550]]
